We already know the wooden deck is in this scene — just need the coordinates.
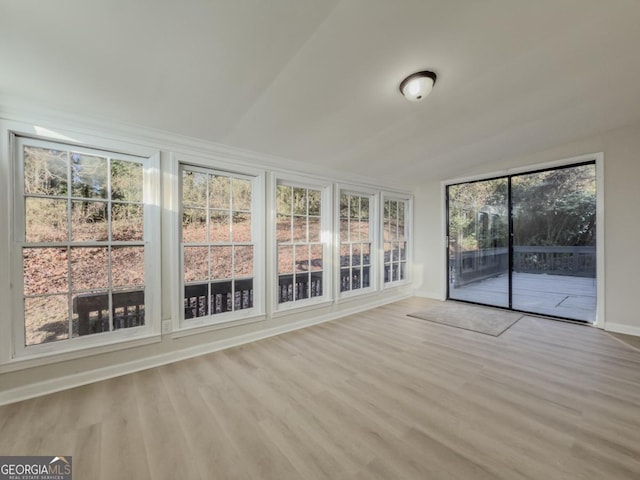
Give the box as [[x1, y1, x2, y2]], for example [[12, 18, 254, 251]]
[[449, 272, 596, 322]]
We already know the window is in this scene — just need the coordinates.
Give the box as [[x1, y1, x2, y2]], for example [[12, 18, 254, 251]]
[[383, 197, 409, 284], [339, 191, 374, 295], [276, 183, 326, 305], [16, 137, 156, 352], [181, 166, 257, 323]]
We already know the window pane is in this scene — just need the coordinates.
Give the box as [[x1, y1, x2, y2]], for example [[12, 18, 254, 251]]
[[359, 217, 370, 242], [293, 188, 307, 215], [234, 245, 253, 277], [340, 244, 350, 267], [390, 208, 398, 241], [384, 242, 393, 264], [71, 247, 108, 291], [23, 248, 68, 295], [184, 246, 208, 282], [308, 216, 321, 243], [340, 194, 349, 219], [276, 185, 291, 215], [112, 289, 145, 330], [232, 178, 251, 211], [310, 245, 323, 272], [362, 266, 370, 288], [111, 160, 142, 202], [25, 295, 69, 346], [350, 195, 360, 219], [352, 243, 362, 266], [25, 198, 67, 243], [340, 268, 351, 292], [232, 212, 251, 242], [182, 171, 208, 208], [112, 247, 144, 288], [361, 197, 369, 220], [292, 216, 307, 242], [308, 189, 321, 216], [350, 219, 361, 242], [276, 214, 291, 242], [340, 218, 349, 242], [398, 219, 406, 243], [71, 201, 108, 241], [362, 243, 371, 265], [71, 153, 107, 199], [352, 268, 362, 290], [209, 175, 230, 209], [295, 245, 310, 273], [211, 246, 233, 279], [111, 203, 143, 241], [234, 279, 253, 311], [183, 208, 208, 243], [278, 245, 293, 274], [72, 290, 109, 337], [24, 146, 68, 196], [210, 210, 230, 243]]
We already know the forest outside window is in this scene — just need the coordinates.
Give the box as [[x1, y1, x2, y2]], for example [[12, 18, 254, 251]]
[[276, 183, 325, 305], [181, 166, 257, 323], [339, 192, 374, 295], [16, 137, 154, 352], [383, 197, 409, 284]]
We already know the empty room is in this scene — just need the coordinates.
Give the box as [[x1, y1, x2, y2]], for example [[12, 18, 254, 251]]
[[1, 1, 640, 479]]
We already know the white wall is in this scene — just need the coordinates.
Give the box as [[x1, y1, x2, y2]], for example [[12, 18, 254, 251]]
[[414, 120, 640, 336]]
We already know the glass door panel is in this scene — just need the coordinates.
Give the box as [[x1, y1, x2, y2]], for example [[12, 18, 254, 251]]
[[511, 164, 596, 322], [447, 178, 509, 307]]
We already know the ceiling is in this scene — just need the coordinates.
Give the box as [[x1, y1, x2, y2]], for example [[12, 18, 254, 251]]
[[3, 0, 640, 188]]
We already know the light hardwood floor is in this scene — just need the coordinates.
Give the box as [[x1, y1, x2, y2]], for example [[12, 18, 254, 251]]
[[1, 297, 640, 479]]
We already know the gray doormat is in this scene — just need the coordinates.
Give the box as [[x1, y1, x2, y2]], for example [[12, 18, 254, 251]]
[[407, 301, 522, 336]]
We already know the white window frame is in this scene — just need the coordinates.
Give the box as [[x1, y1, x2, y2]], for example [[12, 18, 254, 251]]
[[177, 162, 265, 331], [271, 173, 333, 314], [381, 193, 413, 288], [7, 132, 161, 364], [336, 185, 379, 299]]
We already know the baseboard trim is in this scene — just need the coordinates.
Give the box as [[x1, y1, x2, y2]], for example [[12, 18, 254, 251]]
[[413, 289, 445, 300], [604, 322, 640, 337], [0, 291, 411, 406]]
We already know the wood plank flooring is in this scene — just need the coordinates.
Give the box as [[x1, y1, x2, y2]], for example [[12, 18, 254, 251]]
[[1, 297, 640, 479]]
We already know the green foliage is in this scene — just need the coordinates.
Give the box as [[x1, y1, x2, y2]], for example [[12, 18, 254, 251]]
[[448, 165, 596, 252], [512, 165, 595, 246]]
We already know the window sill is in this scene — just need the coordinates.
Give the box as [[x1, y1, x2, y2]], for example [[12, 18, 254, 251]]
[[337, 287, 379, 302], [272, 298, 334, 319], [384, 279, 412, 289], [0, 332, 162, 374], [174, 313, 266, 339]]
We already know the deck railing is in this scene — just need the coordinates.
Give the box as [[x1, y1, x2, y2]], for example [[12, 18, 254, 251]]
[[278, 272, 323, 303], [75, 266, 391, 335], [184, 278, 254, 319], [73, 289, 145, 335], [450, 245, 596, 287]]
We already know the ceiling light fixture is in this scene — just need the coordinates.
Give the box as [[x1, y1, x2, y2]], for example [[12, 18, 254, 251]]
[[399, 70, 437, 101]]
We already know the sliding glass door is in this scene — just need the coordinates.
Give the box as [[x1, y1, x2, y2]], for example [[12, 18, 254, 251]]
[[447, 178, 509, 307], [511, 164, 596, 321], [447, 162, 597, 322]]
